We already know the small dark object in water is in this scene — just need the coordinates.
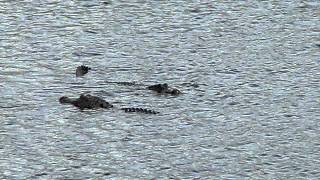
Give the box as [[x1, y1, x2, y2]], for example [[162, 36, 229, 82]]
[[76, 65, 91, 77], [59, 94, 159, 114], [316, 44, 320, 47], [147, 83, 181, 95], [102, 1, 111, 5], [103, 172, 111, 176]]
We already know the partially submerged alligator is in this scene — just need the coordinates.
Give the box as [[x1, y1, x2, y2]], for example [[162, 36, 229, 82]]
[[105, 81, 182, 95], [59, 94, 159, 114], [76, 65, 91, 77]]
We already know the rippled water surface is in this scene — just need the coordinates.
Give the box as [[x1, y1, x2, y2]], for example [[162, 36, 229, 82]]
[[1, 0, 319, 179]]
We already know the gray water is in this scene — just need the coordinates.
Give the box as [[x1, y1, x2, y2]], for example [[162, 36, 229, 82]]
[[0, 0, 319, 179]]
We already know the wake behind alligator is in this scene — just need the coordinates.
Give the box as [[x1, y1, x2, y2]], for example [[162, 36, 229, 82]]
[[59, 94, 159, 114]]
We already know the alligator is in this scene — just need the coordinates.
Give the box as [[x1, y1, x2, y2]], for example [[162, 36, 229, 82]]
[[59, 94, 159, 114], [105, 81, 182, 95], [76, 65, 91, 77]]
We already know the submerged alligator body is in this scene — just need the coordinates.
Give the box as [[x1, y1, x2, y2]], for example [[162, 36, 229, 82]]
[[59, 94, 159, 114], [76, 65, 91, 77]]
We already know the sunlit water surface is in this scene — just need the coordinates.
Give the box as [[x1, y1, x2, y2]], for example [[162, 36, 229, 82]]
[[0, 0, 319, 179]]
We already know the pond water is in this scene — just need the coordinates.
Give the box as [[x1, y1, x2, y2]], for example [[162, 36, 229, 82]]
[[0, 0, 319, 179]]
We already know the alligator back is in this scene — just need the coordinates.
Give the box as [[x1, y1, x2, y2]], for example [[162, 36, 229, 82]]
[[73, 94, 113, 110]]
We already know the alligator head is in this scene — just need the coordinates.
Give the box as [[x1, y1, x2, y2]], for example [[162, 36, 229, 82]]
[[59, 96, 74, 104], [147, 83, 181, 95]]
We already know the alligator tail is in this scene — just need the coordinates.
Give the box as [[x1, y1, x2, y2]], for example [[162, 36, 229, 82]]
[[105, 81, 145, 86], [121, 107, 159, 114], [116, 81, 138, 86]]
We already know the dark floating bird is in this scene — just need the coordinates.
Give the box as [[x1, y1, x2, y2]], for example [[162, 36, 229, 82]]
[[147, 83, 181, 95], [59, 94, 159, 114], [76, 65, 91, 77]]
